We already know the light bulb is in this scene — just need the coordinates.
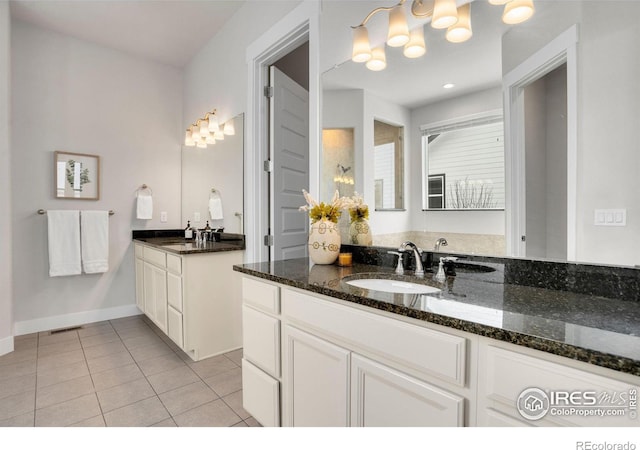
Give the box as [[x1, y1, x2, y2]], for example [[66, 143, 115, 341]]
[[404, 26, 426, 58], [503, 0, 535, 25], [387, 4, 409, 47], [432, 0, 458, 29], [446, 3, 472, 43], [351, 26, 372, 63], [366, 47, 387, 71]]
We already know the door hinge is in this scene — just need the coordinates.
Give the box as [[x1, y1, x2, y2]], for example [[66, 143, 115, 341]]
[[263, 160, 273, 173], [264, 235, 274, 247], [521, 235, 526, 242], [264, 86, 274, 98]]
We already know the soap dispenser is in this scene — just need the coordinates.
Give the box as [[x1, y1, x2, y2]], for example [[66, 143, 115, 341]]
[[184, 221, 193, 239], [434, 258, 446, 283]]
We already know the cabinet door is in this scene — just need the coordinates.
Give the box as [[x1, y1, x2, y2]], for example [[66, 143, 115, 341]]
[[135, 257, 144, 312], [167, 305, 184, 348], [243, 359, 280, 427], [283, 325, 350, 427], [143, 261, 168, 333], [351, 354, 464, 427]]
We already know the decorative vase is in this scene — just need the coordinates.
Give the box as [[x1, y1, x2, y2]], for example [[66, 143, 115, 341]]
[[308, 218, 341, 265], [349, 218, 372, 246]]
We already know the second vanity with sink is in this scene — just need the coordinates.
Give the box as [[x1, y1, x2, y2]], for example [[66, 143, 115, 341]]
[[234, 252, 640, 427]]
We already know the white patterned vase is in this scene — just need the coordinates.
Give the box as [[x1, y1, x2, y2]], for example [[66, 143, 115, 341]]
[[349, 218, 372, 246], [308, 219, 341, 265]]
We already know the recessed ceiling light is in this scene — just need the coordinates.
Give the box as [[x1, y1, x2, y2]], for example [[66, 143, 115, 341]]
[[443, 83, 455, 89]]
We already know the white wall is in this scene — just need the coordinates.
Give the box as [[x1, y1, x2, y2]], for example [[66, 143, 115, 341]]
[[0, 2, 13, 353], [11, 21, 183, 333], [410, 87, 504, 235]]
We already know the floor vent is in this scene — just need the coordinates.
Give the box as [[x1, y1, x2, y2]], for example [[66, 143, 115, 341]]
[[49, 326, 83, 335]]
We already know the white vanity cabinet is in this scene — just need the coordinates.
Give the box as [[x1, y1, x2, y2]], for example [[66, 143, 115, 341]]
[[134, 242, 243, 361]]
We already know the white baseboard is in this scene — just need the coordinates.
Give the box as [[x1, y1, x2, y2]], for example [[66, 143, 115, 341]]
[[0, 335, 14, 356], [14, 304, 142, 336]]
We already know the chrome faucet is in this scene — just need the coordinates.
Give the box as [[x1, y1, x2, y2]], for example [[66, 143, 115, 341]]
[[398, 241, 424, 276], [434, 237, 448, 251]]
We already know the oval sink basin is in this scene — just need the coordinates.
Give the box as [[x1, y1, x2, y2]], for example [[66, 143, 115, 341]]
[[345, 278, 441, 295]]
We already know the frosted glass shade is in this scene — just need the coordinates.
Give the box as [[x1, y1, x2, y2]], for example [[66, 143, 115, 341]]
[[366, 47, 387, 71], [404, 26, 426, 58], [205, 135, 216, 145], [214, 130, 225, 140], [208, 114, 220, 133], [503, 0, 535, 25], [223, 120, 235, 135], [432, 0, 458, 29], [184, 130, 195, 147], [196, 140, 207, 148], [488, 0, 510, 5], [446, 3, 472, 43], [200, 119, 209, 136], [387, 4, 409, 47], [352, 26, 372, 62], [191, 125, 201, 141]]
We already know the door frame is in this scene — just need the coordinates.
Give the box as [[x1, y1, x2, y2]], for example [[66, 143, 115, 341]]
[[503, 24, 578, 260], [245, 1, 320, 263]]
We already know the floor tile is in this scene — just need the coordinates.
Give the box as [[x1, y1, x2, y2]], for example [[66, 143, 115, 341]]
[[78, 323, 114, 339], [69, 415, 106, 427], [36, 349, 85, 372], [97, 377, 155, 413], [0, 359, 37, 383], [152, 417, 177, 427], [232, 421, 248, 427], [128, 341, 176, 362], [90, 363, 144, 391], [0, 411, 34, 427], [158, 381, 218, 416], [244, 416, 262, 427], [0, 389, 35, 421], [173, 398, 242, 427], [0, 373, 36, 400], [35, 393, 101, 427], [36, 340, 82, 358], [115, 325, 156, 341], [82, 340, 127, 360], [86, 350, 135, 374], [0, 347, 37, 367], [37, 360, 89, 389], [103, 396, 170, 427], [38, 330, 79, 347], [13, 337, 38, 352], [15, 332, 38, 342], [36, 375, 95, 410], [146, 365, 200, 394], [203, 367, 242, 397], [109, 316, 146, 331], [189, 354, 237, 379], [80, 331, 121, 348], [222, 390, 250, 420], [137, 352, 185, 377], [224, 349, 243, 366], [122, 333, 165, 350]]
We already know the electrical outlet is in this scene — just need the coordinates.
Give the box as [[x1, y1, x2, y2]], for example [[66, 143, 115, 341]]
[[160, 211, 168, 223], [194, 212, 201, 222]]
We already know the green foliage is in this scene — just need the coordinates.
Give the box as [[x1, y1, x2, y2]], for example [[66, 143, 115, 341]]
[[65, 160, 91, 191]]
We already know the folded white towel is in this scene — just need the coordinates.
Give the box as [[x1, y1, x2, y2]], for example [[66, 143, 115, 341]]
[[209, 196, 224, 220], [81, 210, 109, 274], [47, 210, 81, 277], [136, 194, 153, 220]]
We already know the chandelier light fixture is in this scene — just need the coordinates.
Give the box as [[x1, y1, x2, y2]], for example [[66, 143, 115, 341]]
[[351, 0, 535, 71], [184, 110, 236, 148]]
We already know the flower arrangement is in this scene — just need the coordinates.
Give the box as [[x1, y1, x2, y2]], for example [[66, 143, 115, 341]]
[[299, 190, 352, 224], [348, 192, 369, 223]]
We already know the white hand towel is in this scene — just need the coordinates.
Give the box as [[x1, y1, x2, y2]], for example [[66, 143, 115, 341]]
[[81, 210, 109, 274], [209, 196, 224, 220], [47, 210, 81, 277], [136, 194, 153, 220]]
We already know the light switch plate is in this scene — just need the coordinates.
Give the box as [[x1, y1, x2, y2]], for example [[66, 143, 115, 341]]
[[160, 211, 167, 223], [594, 209, 626, 226]]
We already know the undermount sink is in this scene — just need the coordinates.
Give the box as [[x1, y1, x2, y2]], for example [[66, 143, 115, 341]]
[[345, 278, 441, 295]]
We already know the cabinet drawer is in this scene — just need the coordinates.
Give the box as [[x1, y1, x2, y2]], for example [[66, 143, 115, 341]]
[[167, 306, 184, 348], [242, 359, 280, 427], [243, 277, 280, 314], [283, 288, 466, 386], [166, 253, 182, 274], [143, 247, 166, 268], [134, 244, 144, 258], [167, 272, 183, 312], [243, 305, 280, 377]]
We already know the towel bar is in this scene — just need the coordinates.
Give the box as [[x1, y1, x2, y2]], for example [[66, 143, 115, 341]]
[[38, 209, 115, 216]]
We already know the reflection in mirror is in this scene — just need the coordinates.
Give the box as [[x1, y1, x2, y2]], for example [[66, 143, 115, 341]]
[[181, 114, 244, 234], [422, 111, 505, 210], [374, 120, 404, 210], [322, 128, 355, 200]]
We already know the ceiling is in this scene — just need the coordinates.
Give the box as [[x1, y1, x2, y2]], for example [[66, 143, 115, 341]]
[[9, 0, 246, 68]]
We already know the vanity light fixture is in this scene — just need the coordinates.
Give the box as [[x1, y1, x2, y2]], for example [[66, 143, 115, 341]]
[[351, 0, 534, 71], [184, 109, 225, 148]]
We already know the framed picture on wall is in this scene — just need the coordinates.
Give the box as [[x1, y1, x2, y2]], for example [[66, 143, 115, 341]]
[[54, 151, 100, 200]]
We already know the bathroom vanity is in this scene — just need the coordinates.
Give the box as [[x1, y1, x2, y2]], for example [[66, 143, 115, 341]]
[[134, 233, 244, 361], [234, 255, 640, 427]]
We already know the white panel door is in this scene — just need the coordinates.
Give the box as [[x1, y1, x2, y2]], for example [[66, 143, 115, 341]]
[[350, 354, 465, 427], [283, 325, 350, 427], [270, 66, 309, 261]]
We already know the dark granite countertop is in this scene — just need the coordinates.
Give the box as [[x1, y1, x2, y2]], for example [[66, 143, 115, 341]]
[[134, 236, 245, 255], [233, 258, 640, 376]]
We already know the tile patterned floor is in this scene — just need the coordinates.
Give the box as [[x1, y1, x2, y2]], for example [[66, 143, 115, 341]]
[[0, 315, 260, 427]]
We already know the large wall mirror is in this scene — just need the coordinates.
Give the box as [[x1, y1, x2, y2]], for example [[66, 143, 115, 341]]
[[182, 113, 244, 234], [320, 1, 640, 267]]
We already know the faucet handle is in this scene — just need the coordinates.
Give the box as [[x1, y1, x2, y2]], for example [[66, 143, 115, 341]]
[[387, 251, 404, 275]]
